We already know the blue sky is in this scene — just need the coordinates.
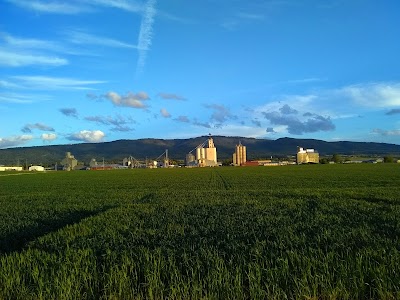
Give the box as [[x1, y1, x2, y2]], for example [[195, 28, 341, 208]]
[[1, 0, 400, 149]]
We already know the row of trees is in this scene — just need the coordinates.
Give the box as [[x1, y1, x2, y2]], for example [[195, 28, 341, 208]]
[[320, 154, 397, 164]]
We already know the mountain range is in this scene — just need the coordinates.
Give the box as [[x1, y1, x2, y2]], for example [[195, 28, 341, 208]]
[[1, 136, 400, 166]]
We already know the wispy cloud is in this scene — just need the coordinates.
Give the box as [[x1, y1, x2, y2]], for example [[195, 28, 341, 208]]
[[83, 0, 143, 12], [7, 0, 143, 14], [193, 119, 211, 129], [221, 9, 265, 30], [21, 123, 55, 133], [204, 104, 237, 125], [104, 91, 150, 109], [84, 114, 135, 131], [386, 108, 400, 116], [0, 134, 33, 149], [158, 92, 186, 101], [213, 124, 267, 138], [160, 108, 171, 118], [10, 76, 105, 90], [372, 129, 400, 137], [66, 130, 105, 143], [136, 0, 157, 77], [6, 0, 92, 14], [0, 48, 68, 67], [0, 93, 52, 103], [174, 115, 190, 123], [66, 30, 137, 49], [59, 108, 79, 118], [236, 12, 265, 20], [341, 82, 400, 108], [251, 119, 262, 127], [0, 80, 20, 89], [1, 32, 64, 51]]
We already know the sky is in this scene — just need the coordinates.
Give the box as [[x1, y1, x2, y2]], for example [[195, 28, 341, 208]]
[[1, 0, 400, 149]]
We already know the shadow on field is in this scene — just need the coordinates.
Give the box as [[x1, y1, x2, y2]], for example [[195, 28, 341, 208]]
[[0, 206, 115, 255]]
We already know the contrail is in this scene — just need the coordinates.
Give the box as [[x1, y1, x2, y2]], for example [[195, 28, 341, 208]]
[[135, 0, 156, 78]]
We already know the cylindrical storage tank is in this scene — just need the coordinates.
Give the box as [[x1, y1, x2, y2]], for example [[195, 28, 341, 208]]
[[186, 153, 195, 164], [201, 148, 205, 159], [196, 148, 201, 160], [242, 146, 246, 164]]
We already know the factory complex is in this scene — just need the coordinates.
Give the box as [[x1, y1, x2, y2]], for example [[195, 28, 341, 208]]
[[0, 136, 325, 171]]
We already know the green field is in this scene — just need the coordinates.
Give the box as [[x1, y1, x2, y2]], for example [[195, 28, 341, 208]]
[[0, 164, 399, 299]]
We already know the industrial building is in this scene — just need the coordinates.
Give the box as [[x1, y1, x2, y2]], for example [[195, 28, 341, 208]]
[[232, 142, 246, 166], [186, 136, 218, 167], [196, 137, 218, 167], [296, 147, 319, 164], [61, 152, 78, 171]]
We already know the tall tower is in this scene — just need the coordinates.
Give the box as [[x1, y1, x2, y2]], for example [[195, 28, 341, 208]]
[[204, 137, 217, 164]]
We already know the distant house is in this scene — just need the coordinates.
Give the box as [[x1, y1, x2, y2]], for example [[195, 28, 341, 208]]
[[296, 147, 319, 164]]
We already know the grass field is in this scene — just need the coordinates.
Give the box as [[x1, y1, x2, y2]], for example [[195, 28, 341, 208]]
[[0, 164, 399, 299]]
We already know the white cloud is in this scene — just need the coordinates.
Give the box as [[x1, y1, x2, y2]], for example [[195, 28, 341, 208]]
[[136, 0, 157, 77], [341, 82, 400, 108], [0, 134, 33, 149], [0, 49, 68, 67], [160, 108, 171, 118], [67, 130, 105, 143], [41, 133, 57, 141], [66, 30, 137, 49], [105, 91, 150, 108]]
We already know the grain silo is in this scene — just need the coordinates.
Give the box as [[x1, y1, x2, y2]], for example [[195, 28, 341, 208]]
[[194, 136, 218, 167], [233, 142, 246, 166]]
